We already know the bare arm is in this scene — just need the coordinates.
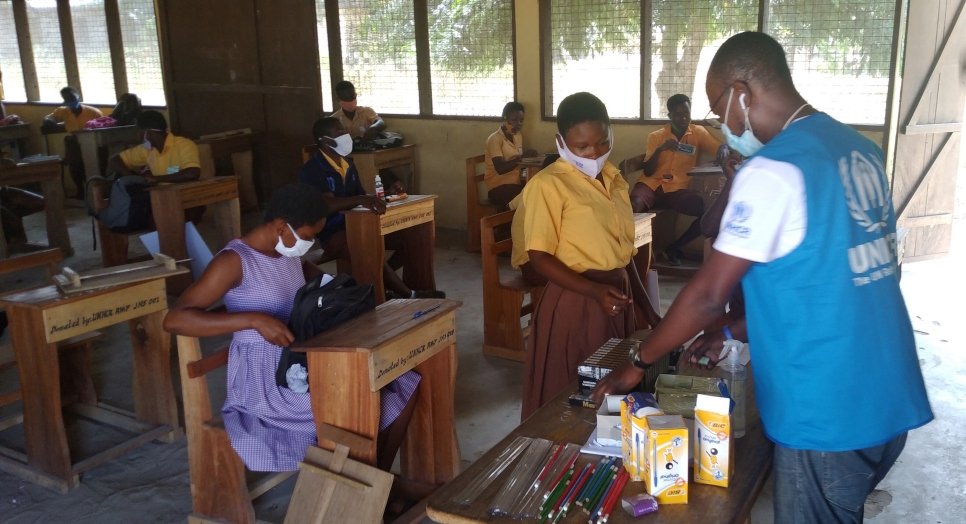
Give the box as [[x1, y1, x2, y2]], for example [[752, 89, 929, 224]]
[[321, 192, 387, 214], [163, 250, 296, 346], [144, 166, 201, 184], [108, 154, 140, 177], [528, 250, 632, 316], [641, 139, 678, 176], [491, 154, 523, 175]]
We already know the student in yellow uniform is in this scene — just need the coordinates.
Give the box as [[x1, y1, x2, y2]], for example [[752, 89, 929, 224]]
[[621, 94, 722, 265], [109, 110, 201, 183], [519, 92, 637, 419], [330, 81, 386, 141], [484, 101, 538, 209], [42, 86, 104, 197]]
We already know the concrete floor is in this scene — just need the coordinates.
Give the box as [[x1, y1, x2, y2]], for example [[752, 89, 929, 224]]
[[0, 205, 964, 523]]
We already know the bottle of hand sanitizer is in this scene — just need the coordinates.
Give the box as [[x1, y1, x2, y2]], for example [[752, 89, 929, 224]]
[[374, 174, 385, 200], [717, 339, 746, 438]]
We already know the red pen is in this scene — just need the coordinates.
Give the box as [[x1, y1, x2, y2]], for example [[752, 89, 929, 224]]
[[599, 470, 630, 523]]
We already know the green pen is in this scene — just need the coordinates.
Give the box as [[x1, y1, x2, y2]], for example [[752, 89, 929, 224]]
[[538, 467, 573, 520]]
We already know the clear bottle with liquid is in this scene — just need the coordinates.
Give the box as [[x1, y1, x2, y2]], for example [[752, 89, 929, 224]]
[[717, 339, 747, 438], [374, 174, 385, 200]]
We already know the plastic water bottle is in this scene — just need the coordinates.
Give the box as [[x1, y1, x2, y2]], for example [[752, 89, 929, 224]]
[[717, 339, 747, 438], [374, 174, 385, 200]]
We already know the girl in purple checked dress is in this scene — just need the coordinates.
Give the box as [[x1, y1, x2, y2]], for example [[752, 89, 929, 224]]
[[164, 183, 419, 472]]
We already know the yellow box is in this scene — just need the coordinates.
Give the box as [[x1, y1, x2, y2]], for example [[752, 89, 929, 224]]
[[643, 414, 688, 504], [620, 392, 661, 481], [694, 394, 734, 487]]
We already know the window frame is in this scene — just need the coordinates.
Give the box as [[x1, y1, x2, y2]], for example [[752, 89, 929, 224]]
[[538, 0, 902, 131], [3, 0, 166, 107], [319, 0, 518, 120]]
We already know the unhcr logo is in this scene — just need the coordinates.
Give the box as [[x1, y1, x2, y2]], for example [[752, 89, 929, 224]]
[[839, 151, 889, 232]]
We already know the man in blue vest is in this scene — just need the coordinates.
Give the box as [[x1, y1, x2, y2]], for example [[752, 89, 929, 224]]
[[592, 32, 932, 522]]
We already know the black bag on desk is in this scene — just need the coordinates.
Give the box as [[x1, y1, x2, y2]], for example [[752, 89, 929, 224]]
[[86, 175, 152, 233], [275, 274, 376, 388]]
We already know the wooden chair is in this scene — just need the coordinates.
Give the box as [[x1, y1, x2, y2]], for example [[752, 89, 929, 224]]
[[0, 249, 102, 430], [466, 154, 499, 252], [480, 211, 544, 361]]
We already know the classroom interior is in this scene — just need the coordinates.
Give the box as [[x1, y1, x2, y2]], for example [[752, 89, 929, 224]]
[[1, 0, 965, 522]]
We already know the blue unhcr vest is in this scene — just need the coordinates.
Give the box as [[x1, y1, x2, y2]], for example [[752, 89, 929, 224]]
[[740, 112, 932, 451]]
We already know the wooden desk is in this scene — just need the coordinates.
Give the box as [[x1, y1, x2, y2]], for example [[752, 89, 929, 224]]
[[687, 164, 727, 209], [197, 130, 257, 210], [426, 375, 772, 523], [351, 144, 418, 194], [0, 158, 72, 258], [345, 194, 437, 304], [74, 125, 141, 180], [0, 278, 181, 492], [293, 298, 461, 486], [0, 122, 31, 159], [149, 177, 241, 293]]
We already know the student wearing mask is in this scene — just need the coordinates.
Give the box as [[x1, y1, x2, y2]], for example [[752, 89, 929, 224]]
[[593, 32, 932, 523], [518, 92, 637, 418], [621, 94, 722, 265], [164, 183, 420, 472], [298, 117, 444, 299], [43, 86, 103, 197], [109, 110, 201, 183], [484, 101, 538, 209], [331, 80, 386, 141]]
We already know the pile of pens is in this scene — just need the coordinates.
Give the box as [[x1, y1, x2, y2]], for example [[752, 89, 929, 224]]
[[542, 456, 630, 524]]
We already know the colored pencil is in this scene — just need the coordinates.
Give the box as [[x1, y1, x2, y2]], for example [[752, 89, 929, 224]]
[[538, 467, 573, 520], [593, 469, 627, 522], [589, 467, 621, 518], [536, 444, 564, 484], [552, 463, 592, 521], [584, 465, 616, 514], [543, 451, 579, 501], [547, 463, 583, 521], [599, 470, 630, 523], [574, 457, 606, 506]]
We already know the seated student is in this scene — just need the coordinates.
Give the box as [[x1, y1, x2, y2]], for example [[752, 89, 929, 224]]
[[110, 93, 142, 126], [519, 92, 639, 418], [108, 110, 201, 184], [298, 117, 444, 299], [484, 101, 538, 209], [163, 183, 420, 472], [43, 87, 104, 197], [330, 80, 386, 141], [621, 94, 722, 265]]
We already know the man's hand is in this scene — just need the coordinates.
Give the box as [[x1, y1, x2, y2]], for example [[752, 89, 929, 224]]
[[590, 363, 644, 405], [356, 195, 387, 214], [659, 139, 679, 153], [681, 331, 726, 369]]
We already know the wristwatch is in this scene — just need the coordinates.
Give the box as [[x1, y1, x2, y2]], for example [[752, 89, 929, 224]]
[[628, 344, 651, 371]]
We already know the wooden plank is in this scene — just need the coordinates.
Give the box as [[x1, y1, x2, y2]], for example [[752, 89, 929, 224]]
[[0, 454, 74, 494], [129, 309, 181, 439], [368, 311, 455, 391], [0, 413, 24, 433], [187, 347, 229, 379], [378, 197, 436, 236], [898, 212, 953, 229], [307, 350, 380, 466], [65, 403, 159, 435], [11, 0, 40, 101], [56, 263, 189, 295], [903, 122, 963, 134], [41, 279, 168, 344], [71, 424, 173, 475], [401, 342, 460, 485], [247, 471, 295, 501], [0, 249, 62, 276]]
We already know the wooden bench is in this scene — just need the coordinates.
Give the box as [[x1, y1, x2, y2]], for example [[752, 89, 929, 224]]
[[480, 210, 543, 362], [465, 154, 499, 253]]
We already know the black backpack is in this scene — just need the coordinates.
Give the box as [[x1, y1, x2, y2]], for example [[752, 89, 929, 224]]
[[86, 175, 153, 233], [275, 274, 375, 388]]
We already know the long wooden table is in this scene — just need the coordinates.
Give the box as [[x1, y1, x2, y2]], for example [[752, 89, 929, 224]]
[[0, 158, 73, 258], [426, 372, 772, 523], [0, 278, 182, 492], [0, 122, 31, 159], [345, 194, 437, 304], [148, 176, 241, 293], [292, 298, 461, 486]]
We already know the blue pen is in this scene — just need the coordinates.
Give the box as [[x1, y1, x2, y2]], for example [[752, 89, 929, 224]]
[[412, 303, 442, 319]]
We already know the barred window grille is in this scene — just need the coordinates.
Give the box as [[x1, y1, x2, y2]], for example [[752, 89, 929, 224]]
[[338, 0, 420, 114], [118, 0, 165, 106], [0, 0, 27, 102], [315, 1, 333, 113], [26, 0, 68, 102], [548, 0, 642, 119], [427, 0, 515, 117], [71, 0, 116, 104], [767, 0, 895, 125]]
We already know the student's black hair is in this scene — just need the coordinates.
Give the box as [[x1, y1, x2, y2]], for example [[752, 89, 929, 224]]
[[312, 117, 341, 140], [666, 94, 691, 112], [136, 110, 168, 131], [60, 86, 79, 99], [334, 80, 356, 100], [502, 101, 525, 119], [709, 32, 794, 90], [540, 154, 560, 170], [555, 92, 609, 136], [263, 183, 329, 229]]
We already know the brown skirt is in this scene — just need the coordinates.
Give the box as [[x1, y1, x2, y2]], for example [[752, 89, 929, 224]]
[[521, 268, 636, 419]]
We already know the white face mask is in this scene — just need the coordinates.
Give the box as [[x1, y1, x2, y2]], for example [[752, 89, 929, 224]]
[[555, 126, 613, 179], [720, 89, 765, 157], [142, 132, 152, 151], [325, 133, 353, 157], [274, 223, 314, 258]]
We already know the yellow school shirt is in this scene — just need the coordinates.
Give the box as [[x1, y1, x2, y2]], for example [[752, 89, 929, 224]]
[[483, 128, 523, 190], [118, 133, 200, 176], [509, 193, 527, 268], [321, 150, 350, 179], [638, 123, 720, 193], [331, 106, 380, 139], [521, 159, 636, 273], [46, 104, 103, 133]]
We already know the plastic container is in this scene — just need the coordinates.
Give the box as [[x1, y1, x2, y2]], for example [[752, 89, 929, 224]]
[[717, 340, 746, 438], [374, 174, 385, 200]]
